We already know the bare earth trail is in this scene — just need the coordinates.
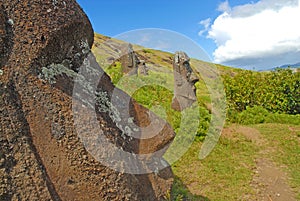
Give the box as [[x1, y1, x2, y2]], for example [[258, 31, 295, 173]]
[[234, 126, 297, 201]]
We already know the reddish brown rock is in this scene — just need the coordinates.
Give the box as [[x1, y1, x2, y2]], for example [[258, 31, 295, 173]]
[[0, 1, 174, 200], [0, 5, 13, 67], [0, 7, 6, 66]]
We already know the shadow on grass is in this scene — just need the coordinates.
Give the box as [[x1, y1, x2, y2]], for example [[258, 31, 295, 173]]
[[170, 175, 210, 201]]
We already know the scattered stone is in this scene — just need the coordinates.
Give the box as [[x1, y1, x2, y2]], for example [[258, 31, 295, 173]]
[[171, 51, 199, 111]]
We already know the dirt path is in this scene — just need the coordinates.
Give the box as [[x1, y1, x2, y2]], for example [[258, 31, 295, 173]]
[[236, 126, 296, 201]]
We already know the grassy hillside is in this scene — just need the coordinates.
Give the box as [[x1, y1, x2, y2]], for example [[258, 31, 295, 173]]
[[92, 33, 300, 200]]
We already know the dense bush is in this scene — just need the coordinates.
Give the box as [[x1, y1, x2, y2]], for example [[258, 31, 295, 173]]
[[230, 106, 300, 125], [223, 69, 300, 115]]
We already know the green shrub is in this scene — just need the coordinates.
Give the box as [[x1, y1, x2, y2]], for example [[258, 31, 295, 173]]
[[142, 49, 153, 54], [223, 69, 300, 115], [195, 106, 211, 141], [265, 113, 300, 125], [229, 105, 300, 125], [235, 106, 269, 125]]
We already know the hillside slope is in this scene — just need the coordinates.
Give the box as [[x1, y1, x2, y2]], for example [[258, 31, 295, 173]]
[[92, 33, 241, 75], [92, 33, 239, 109], [92, 33, 300, 201]]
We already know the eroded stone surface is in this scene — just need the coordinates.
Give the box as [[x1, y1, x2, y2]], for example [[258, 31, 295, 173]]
[[171, 51, 199, 111], [138, 60, 149, 75], [0, 7, 6, 66], [0, 1, 174, 200], [119, 43, 140, 75], [0, 6, 13, 68]]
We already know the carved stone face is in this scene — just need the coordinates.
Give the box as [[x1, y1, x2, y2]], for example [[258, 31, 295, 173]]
[[172, 51, 199, 111], [119, 43, 139, 75]]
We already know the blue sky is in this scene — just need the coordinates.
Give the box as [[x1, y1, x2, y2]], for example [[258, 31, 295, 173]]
[[77, 0, 300, 70]]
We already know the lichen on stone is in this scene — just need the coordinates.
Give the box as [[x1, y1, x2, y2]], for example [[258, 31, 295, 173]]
[[39, 41, 139, 140], [94, 91, 138, 139], [80, 54, 140, 138], [80, 40, 90, 55], [40, 61, 77, 84]]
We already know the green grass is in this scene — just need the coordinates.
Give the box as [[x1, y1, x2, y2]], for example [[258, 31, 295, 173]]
[[106, 62, 123, 84], [171, 130, 258, 201], [92, 33, 300, 200], [168, 176, 209, 201], [254, 124, 300, 199], [228, 106, 300, 125], [171, 123, 300, 200], [265, 113, 300, 125], [105, 65, 212, 140]]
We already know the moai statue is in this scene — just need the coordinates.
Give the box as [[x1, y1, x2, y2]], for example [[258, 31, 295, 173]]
[[119, 43, 139, 75], [171, 51, 199, 111], [0, 0, 175, 200], [138, 60, 149, 75]]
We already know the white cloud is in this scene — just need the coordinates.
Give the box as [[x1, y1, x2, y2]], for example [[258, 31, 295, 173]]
[[199, 18, 211, 36], [217, 1, 231, 12], [202, 0, 300, 70]]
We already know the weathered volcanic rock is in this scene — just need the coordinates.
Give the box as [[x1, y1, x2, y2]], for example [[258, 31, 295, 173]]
[[0, 1, 174, 200], [119, 43, 140, 75], [138, 60, 149, 76], [171, 51, 199, 111], [0, 7, 6, 66], [0, 6, 13, 68]]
